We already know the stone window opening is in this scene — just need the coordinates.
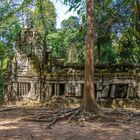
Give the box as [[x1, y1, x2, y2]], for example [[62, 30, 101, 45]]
[[18, 82, 31, 96]]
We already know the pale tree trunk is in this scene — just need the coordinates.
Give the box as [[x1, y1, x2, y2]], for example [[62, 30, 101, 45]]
[[81, 0, 99, 114]]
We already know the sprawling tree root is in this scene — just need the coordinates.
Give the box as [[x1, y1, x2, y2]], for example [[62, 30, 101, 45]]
[[0, 107, 22, 112], [22, 107, 100, 128], [46, 108, 82, 128], [22, 108, 137, 129]]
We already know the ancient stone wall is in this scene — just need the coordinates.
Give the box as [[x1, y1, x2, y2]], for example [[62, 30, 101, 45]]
[[4, 29, 140, 102]]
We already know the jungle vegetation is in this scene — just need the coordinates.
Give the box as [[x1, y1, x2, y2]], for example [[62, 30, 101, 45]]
[[0, 0, 140, 105]]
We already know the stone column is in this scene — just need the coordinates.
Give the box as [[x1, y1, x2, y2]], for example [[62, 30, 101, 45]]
[[75, 83, 82, 97], [137, 82, 140, 98], [55, 83, 59, 96], [127, 84, 133, 98], [28, 81, 36, 99], [110, 84, 115, 98]]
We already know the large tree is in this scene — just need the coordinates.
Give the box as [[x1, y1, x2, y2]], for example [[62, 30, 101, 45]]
[[80, 0, 99, 114]]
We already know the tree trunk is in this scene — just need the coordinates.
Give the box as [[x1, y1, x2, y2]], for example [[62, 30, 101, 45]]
[[81, 0, 99, 114]]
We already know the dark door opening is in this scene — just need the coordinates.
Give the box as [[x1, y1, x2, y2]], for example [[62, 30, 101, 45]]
[[94, 84, 97, 99], [108, 84, 112, 98], [59, 84, 65, 96], [81, 84, 84, 98], [51, 84, 55, 96], [114, 84, 128, 98]]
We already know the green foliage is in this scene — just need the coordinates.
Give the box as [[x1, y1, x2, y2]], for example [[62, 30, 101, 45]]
[[34, 0, 56, 34], [62, 0, 140, 64], [48, 16, 85, 64], [0, 0, 33, 25], [61, 16, 80, 29], [47, 30, 67, 59]]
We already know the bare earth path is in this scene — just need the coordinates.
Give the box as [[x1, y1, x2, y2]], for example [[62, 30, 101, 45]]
[[0, 105, 140, 140]]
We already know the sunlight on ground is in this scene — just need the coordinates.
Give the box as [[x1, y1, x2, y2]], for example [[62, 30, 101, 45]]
[[0, 119, 19, 130], [0, 126, 18, 130]]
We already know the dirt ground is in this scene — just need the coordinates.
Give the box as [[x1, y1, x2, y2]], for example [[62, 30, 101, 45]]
[[0, 105, 140, 140]]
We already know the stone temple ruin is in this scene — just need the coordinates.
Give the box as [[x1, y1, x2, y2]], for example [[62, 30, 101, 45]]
[[4, 29, 140, 104]]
